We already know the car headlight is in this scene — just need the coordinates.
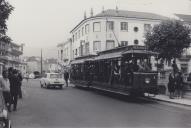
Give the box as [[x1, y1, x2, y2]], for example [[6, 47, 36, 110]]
[[0, 109, 8, 119], [145, 78, 151, 84]]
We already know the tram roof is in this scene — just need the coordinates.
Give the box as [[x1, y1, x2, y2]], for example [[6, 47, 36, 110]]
[[71, 55, 97, 64], [95, 51, 122, 60], [122, 50, 158, 56]]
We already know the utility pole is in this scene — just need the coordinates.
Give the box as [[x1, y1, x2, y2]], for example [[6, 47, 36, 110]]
[[41, 48, 43, 75]]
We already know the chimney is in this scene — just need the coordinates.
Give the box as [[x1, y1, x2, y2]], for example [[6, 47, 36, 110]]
[[84, 11, 87, 19], [116, 6, 119, 13], [102, 6, 105, 13], [90, 8, 93, 17]]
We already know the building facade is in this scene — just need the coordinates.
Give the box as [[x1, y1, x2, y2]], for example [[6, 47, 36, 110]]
[[57, 38, 72, 69], [0, 41, 23, 70], [70, 9, 167, 59]]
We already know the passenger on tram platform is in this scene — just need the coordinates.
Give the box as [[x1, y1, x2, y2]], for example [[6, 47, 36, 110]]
[[113, 61, 121, 84], [132, 60, 139, 72]]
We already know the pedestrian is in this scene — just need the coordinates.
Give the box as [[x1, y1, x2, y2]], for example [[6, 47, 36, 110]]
[[0, 69, 11, 112], [9, 69, 20, 111], [64, 70, 69, 87], [187, 73, 191, 81], [18, 71, 23, 99], [172, 60, 179, 75], [26, 72, 29, 82], [168, 71, 175, 99], [175, 71, 184, 98]]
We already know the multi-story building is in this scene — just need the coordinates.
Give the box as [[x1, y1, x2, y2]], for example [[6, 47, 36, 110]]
[[0, 41, 23, 70], [44, 58, 59, 73], [57, 38, 72, 69], [26, 56, 41, 73], [70, 9, 168, 59]]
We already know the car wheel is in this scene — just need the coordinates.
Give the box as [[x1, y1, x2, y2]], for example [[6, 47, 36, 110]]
[[40, 82, 43, 88], [46, 84, 50, 89]]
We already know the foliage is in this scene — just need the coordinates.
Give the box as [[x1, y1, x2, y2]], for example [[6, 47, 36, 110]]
[[0, 0, 14, 43], [145, 20, 191, 60]]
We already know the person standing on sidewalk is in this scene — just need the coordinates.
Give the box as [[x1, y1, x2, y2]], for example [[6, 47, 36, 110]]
[[64, 70, 69, 87], [175, 71, 184, 98], [0, 69, 11, 112], [168, 72, 175, 99], [18, 71, 23, 99], [172, 60, 179, 75], [9, 69, 20, 111]]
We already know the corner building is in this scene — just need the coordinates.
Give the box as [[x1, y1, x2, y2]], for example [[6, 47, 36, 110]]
[[70, 9, 168, 59]]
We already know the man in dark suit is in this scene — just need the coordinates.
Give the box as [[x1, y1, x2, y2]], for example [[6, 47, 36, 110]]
[[18, 71, 23, 99], [9, 69, 20, 111], [64, 70, 69, 87]]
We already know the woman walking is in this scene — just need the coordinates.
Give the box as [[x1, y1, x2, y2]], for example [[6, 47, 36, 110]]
[[0, 69, 11, 112], [168, 72, 175, 99]]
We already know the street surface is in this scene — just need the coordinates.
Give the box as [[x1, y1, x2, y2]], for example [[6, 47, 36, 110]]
[[10, 79, 191, 128]]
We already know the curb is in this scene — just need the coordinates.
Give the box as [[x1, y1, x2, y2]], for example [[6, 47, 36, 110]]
[[145, 96, 191, 107]]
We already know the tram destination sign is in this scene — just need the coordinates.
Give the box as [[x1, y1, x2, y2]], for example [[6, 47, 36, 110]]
[[126, 45, 146, 51]]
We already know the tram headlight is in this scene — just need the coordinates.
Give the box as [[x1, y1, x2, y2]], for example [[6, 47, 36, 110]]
[[145, 78, 151, 84]]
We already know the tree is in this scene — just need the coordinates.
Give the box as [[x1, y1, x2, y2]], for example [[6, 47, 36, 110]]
[[145, 20, 191, 61], [0, 0, 14, 42]]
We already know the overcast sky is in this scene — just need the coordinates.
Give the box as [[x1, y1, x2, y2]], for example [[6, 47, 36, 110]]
[[7, 0, 191, 58]]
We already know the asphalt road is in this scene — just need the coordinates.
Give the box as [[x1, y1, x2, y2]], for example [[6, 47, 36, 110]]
[[10, 79, 191, 128]]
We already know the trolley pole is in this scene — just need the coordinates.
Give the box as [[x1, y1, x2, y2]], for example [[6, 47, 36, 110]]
[[41, 48, 43, 75]]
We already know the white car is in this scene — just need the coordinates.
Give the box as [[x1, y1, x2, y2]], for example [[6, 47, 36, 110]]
[[40, 73, 65, 89]]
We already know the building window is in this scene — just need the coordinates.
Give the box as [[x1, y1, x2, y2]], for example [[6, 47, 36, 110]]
[[134, 39, 139, 45], [78, 30, 80, 38], [106, 40, 115, 50], [73, 50, 75, 58], [93, 22, 101, 32], [121, 41, 128, 46], [134, 27, 139, 32], [82, 27, 84, 36], [144, 24, 151, 33], [61, 50, 63, 60], [106, 21, 114, 31], [75, 33, 77, 40], [85, 42, 89, 55], [121, 22, 128, 31], [93, 41, 101, 52], [75, 49, 78, 56], [85, 24, 89, 34], [72, 35, 74, 42]]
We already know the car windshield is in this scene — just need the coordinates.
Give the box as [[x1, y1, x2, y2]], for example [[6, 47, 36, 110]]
[[50, 74, 62, 78]]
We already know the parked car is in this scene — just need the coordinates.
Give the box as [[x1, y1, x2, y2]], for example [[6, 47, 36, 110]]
[[0, 91, 12, 128], [40, 73, 65, 89]]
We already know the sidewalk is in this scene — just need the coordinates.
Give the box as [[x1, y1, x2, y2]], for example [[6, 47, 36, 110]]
[[147, 94, 191, 107]]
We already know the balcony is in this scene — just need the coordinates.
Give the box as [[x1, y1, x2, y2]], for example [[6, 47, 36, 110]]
[[0, 55, 8, 61], [9, 48, 23, 56]]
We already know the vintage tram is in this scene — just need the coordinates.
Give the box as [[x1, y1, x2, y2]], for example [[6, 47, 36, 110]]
[[70, 45, 158, 96]]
